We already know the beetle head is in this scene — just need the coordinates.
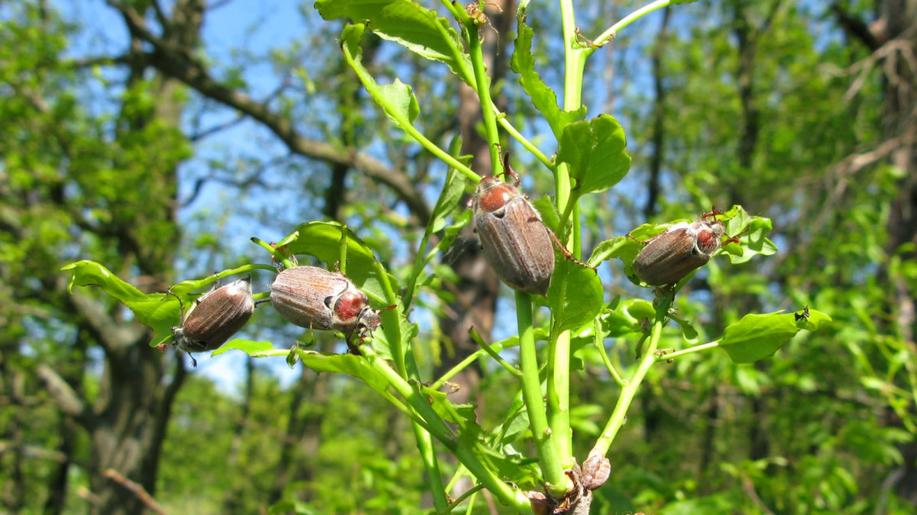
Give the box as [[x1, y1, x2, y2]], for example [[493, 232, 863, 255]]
[[474, 176, 519, 213]]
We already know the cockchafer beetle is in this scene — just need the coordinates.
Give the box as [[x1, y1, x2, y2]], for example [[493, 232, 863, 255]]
[[471, 173, 556, 295], [172, 277, 255, 354], [270, 265, 381, 342], [633, 216, 725, 286]]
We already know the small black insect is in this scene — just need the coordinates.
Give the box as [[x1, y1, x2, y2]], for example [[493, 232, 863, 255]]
[[794, 305, 810, 322]]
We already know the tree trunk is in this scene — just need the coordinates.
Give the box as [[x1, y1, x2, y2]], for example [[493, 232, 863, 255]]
[[438, 0, 515, 404]]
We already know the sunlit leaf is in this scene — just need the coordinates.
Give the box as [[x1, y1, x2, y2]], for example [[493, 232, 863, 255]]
[[511, 11, 585, 140], [720, 309, 831, 363], [316, 0, 473, 82], [557, 114, 631, 195], [211, 339, 274, 357], [548, 259, 603, 332], [61, 260, 179, 346]]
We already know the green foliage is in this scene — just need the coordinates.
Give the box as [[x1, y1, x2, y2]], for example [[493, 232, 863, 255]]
[[316, 0, 473, 82], [511, 11, 586, 140], [547, 260, 604, 332], [719, 310, 831, 363], [557, 114, 632, 196], [61, 260, 181, 345]]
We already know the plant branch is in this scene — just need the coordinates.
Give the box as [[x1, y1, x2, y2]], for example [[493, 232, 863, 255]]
[[371, 262, 449, 513], [102, 469, 166, 515], [592, 0, 675, 49], [594, 319, 625, 387], [657, 340, 721, 361], [468, 327, 523, 378], [362, 347, 529, 509], [590, 292, 673, 458], [467, 23, 504, 176], [341, 30, 480, 184], [36, 365, 93, 428], [515, 291, 570, 496]]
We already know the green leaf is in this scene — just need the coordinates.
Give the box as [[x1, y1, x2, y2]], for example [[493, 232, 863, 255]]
[[548, 259, 604, 332], [61, 260, 180, 346], [422, 385, 477, 430], [316, 0, 473, 82], [717, 205, 777, 264], [295, 350, 390, 394], [429, 143, 469, 234], [377, 79, 420, 124], [169, 263, 276, 297], [532, 195, 561, 234], [265, 221, 393, 302], [600, 297, 654, 336], [720, 309, 831, 363], [511, 12, 585, 140], [211, 339, 274, 357], [556, 114, 631, 195]]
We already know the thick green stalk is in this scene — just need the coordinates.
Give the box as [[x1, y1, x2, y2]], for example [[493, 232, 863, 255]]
[[467, 23, 503, 176], [516, 291, 570, 496], [591, 293, 673, 458], [545, 0, 591, 473]]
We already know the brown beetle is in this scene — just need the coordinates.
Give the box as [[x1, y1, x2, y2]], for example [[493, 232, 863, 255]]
[[270, 266, 381, 341], [173, 278, 255, 353], [472, 174, 556, 295], [633, 218, 725, 286]]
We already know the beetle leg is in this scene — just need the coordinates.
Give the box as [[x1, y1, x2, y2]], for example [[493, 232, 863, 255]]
[[540, 223, 595, 270]]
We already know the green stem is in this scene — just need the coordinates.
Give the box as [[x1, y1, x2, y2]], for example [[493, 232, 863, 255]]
[[591, 293, 673, 458], [467, 23, 503, 177], [594, 318, 625, 387], [371, 263, 448, 512], [494, 110, 553, 170], [515, 291, 570, 496], [591, 0, 674, 49], [338, 227, 348, 275], [249, 237, 294, 269], [364, 348, 529, 509], [468, 327, 523, 378], [433, 331, 522, 390], [543, 0, 589, 476], [342, 38, 479, 184], [657, 339, 721, 361]]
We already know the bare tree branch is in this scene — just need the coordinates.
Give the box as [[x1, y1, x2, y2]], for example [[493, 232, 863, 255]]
[[36, 365, 93, 428], [106, 1, 431, 224], [68, 293, 145, 352], [102, 469, 167, 515], [831, 3, 882, 50]]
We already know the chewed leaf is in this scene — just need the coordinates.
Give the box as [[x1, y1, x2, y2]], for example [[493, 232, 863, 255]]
[[511, 11, 585, 140], [316, 0, 473, 82], [720, 309, 831, 363], [61, 260, 180, 346]]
